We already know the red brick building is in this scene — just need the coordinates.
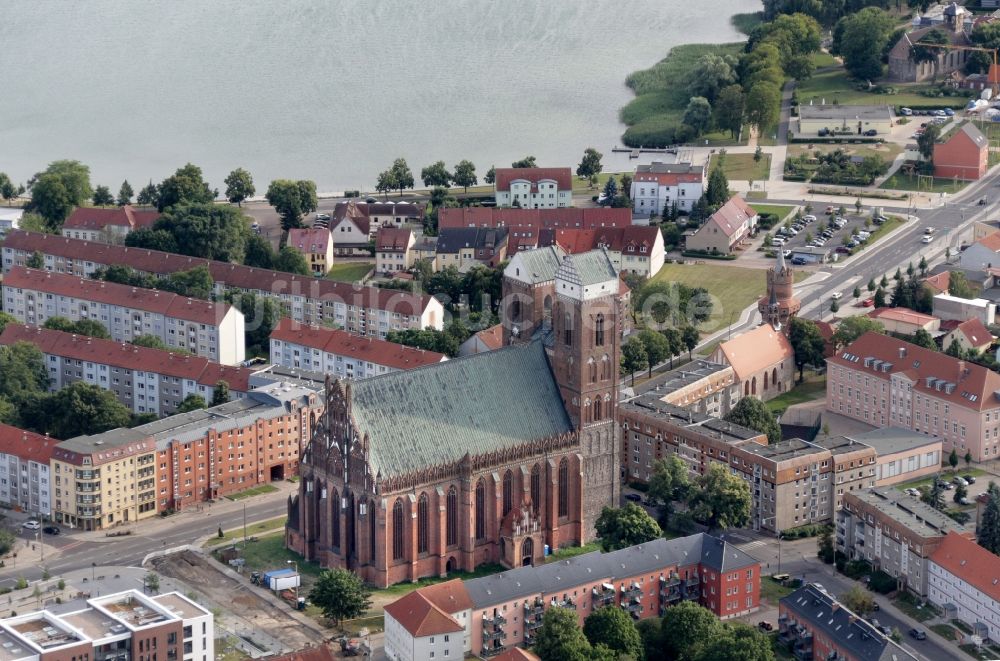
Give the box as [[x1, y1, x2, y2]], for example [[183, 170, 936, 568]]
[[934, 123, 989, 181]]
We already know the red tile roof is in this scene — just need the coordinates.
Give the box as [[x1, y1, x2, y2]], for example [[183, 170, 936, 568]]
[[438, 207, 631, 231], [375, 227, 413, 252], [287, 228, 332, 253], [3, 266, 234, 327], [548, 226, 659, 255], [265, 647, 337, 661], [951, 317, 994, 348], [383, 590, 463, 637], [494, 167, 572, 191], [922, 271, 951, 295], [703, 195, 758, 239], [270, 317, 446, 370], [977, 230, 1000, 253], [494, 649, 541, 661], [867, 307, 939, 327], [0, 324, 253, 392], [2, 231, 435, 317], [471, 324, 504, 352], [931, 532, 1000, 605], [413, 579, 473, 613], [829, 332, 1000, 411], [62, 206, 160, 232], [0, 423, 57, 464], [714, 324, 793, 381]]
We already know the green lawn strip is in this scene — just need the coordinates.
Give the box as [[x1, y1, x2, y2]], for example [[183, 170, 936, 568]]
[[795, 68, 966, 109], [811, 52, 839, 68], [766, 375, 826, 415], [374, 563, 507, 599], [879, 172, 970, 193], [894, 592, 939, 622], [931, 623, 960, 641], [213, 534, 322, 582], [326, 262, 373, 282], [708, 153, 771, 181], [225, 484, 279, 501], [760, 576, 795, 605], [849, 217, 904, 255], [959, 644, 990, 660], [894, 467, 987, 493], [750, 204, 795, 222], [545, 542, 601, 564], [572, 172, 630, 194], [204, 517, 287, 547]]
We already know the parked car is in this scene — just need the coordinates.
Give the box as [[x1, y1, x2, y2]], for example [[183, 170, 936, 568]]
[[42, 526, 60, 535], [861, 298, 875, 307], [953, 476, 968, 486], [944, 108, 955, 116], [934, 109, 947, 117], [959, 497, 972, 506], [863, 129, 878, 136], [901, 107, 913, 116], [942, 482, 955, 490], [803, 215, 817, 222], [21, 520, 39, 530], [909, 628, 927, 640], [836, 246, 851, 255], [818, 128, 830, 136], [783, 249, 792, 257], [963, 475, 977, 484], [624, 493, 642, 503], [315, 213, 331, 221], [791, 257, 807, 265], [825, 206, 835, 214], [924, 226, 935, 234], [831, 292, 843, 300]]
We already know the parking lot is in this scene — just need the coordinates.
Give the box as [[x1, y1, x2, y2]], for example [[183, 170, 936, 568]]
[[768, 208, 887, 263]]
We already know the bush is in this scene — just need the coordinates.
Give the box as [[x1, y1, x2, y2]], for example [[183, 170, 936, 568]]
[[681, 250, 737, 260], [844, 560, 872, 580], [869, 570, 896, 594], [627, 481, 649, 493], [787, 578, 803, 589], [757, 213, 778, 230]]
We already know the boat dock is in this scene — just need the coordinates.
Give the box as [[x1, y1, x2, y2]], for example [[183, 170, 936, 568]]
[[612, 146, 678, 159]]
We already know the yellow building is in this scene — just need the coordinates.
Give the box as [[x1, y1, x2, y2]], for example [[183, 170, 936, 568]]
[[51, 429, 157, 531]]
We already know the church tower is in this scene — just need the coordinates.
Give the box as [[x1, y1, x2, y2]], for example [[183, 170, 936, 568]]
[[758, 250, 800, 333], [550, 249, 621, 541]]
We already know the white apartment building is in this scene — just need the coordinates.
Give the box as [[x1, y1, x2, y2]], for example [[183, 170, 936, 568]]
[[269, 317, 446, 379], [494, 168, 572, 208], [2, 266, 245, 365], [384, 589, 465, 661], [0, 423, 54, 517], [631, 162, 706, 215], [928, 532, 1000, 641]]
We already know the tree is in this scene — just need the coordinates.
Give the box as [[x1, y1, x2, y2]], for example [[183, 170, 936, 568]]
[[389, 158, 415, 196], [211, 381, 230, 406], [724, 397, 781, 444], [745, 81, 781, 133], [853, 286, 861, 300], [705, 167, 730, 207], [144, 573, 160, 594], [308, 568, 372, 626], [911, 328, 937, 351], [686, 54, 737, 102], [130, 203, 251, 263], [0, 313, 15, 336], [620, 337, 648, 386], [661, 601, 722, 660], [26, 251, 44, 269], [130, 334, 173, 351], [789, 318, 826, 382], [176, 394, 207, 414], [136, 181, 158, 206], [874, 287, 887, 308], [594, 503, 662, 551], [917, 123, 941, 161], [224, 168, 255, 207], [0, 173, 14, 205], [817, 525, 835, 563], [697, 623, 775, 661], [954, 482, 968, 504], [949, 447, 959, 471], [833, 8, 896, 80], [375, 169, 394, 200], [92, 185, 114, 207], [714, 84, 746, 139], [637, 329, 670, 377], [681, 325, 700, 359], [0, 530, 14, 557], [689, 463, 752, 531], [24, 382, 132, 440], [244, 234, 276, 269], [534, 607, 593, 661], [979, 483, 1000, 555], [583, 607, 642, 660], [27, 174, 75, 228], [273, 245, 311, 276], [840, 584, 875, 616], [265, 179, 318, 231], [117, 180, 134, 206], [41, 317, 111, 339], [662, 327, 683, 369], [420, 161, 452, 188], [225, 291, 280, 357], [949, 271, 976, 299], [576, 148, 604, 184], [484, 166, 496, 184], [965, 450, 973, 468], [830, 298, 840, 314], [921, 477, 946, 511], [648, 456, 693, 527], [832, 316, 884, 348], [601, 177, 618, 205], [683, 96, 713, 136], [156, 163, 216, 211], [452, 160, 477, 193], [511, 156, 537, 169]]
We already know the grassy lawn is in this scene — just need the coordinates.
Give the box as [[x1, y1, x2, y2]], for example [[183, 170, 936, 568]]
[[708, 153, 771, 181], [760, 576, 795, 605], [811, 51, 839, 68], [225, 484, 278, 501], [572, 172, 629, 194], [326, 262, 373, 282], [374, 563, 506, 599], [894, 467, 987, 493], [852, 216, 904, 254], [213, 533, 323, 583], [648, 263, 807, 332], [546, 542, 601, 564], [894, 592, 940, 623], [959, 644, 992, 660], [880, 172, 970, 193], [931, 623, 960, 641], [750, 204, 795, 223], [789, 142, 903, 162], [215, 637, 251, 661], [204, 517, 287, 547], [795, 68, 965, 108], [767, 373, 826, 416]]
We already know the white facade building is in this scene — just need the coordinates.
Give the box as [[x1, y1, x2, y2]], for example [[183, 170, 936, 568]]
[[0, 423, 54, 517], [384, 590, 465, 661], [631, 162, 706, 215], [928, 532, 1000, 642], [494, 168, 572, 208]]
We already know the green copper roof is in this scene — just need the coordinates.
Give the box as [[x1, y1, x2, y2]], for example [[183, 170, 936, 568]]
[[510, 245, 566, 284], [349, 340, 572, 478], [557, 249, 618, 287]]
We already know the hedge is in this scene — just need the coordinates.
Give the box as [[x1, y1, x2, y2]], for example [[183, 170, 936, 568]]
[[788, 137, 883, 145], [869, 569, 897, 594], [681, 250, 737, 260]]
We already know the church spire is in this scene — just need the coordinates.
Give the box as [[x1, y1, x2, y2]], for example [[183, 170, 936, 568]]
[[776, 245, 786, 274]]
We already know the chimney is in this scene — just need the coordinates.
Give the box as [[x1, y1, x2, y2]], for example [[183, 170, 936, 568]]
[[958, 360, 967, 380], [898, 347, 907, 359]]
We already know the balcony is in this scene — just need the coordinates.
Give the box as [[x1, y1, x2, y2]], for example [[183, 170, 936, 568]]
[[482, 613, 506, 630], [659, 575, 682, 601], [481, 628, 507, 643], [551, 597, 576, 610], [592, 584, 616, 607], [481, 644, 505, 658], [524, 599, 544, 618]]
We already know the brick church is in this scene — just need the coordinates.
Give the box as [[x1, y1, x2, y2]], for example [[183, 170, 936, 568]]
[[286, 248, 622, 587]]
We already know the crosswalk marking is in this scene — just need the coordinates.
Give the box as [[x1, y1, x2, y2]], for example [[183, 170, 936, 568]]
[[737, 540, 768, 552]]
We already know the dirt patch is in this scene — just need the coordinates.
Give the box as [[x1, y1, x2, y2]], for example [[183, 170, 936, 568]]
[[150, 550, 329, 652]]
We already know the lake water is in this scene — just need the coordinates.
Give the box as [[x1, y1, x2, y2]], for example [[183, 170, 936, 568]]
[[0, 0, 758, 193]]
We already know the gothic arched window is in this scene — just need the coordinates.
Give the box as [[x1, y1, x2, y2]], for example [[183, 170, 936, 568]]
[[475, 479, 486, 541], [330, 488, 340, 549], [563, 311, 573, 346], [417, 493, 429, 554], [392, 499, 405, 560], [594, 399, 603, 422], [558, 458, 569, 518], [531, 464, 541, 514], [503, 470, 514, 517], [368, 499, 376, 562], [446, 487, 458, 547], [595, 313, 605, 346]]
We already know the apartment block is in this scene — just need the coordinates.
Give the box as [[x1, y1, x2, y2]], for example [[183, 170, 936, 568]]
[[2, 267, 245, 365], [269, 317, 446, 379], [439, 207, 631, 232], [383, 534, 759, 660], [493, 168, 572, 209], [51, 430, 158, 530], [630, 162, 705, 215], [845, 427, 942, 486], [0, 424, 56, 517], [1, 231, 443, 339], [779, 584, 917, 661], [0, 324, 253, 417], [827, 332, 1000, 461], [375, 227, 416, 275], [838, 488, 974, 597], [60, 205, 160, 243], [630, 359, 741, 418], [286, 227, 334, 276], [0, 590, 213, 661], [928, 532, 1000, 642]]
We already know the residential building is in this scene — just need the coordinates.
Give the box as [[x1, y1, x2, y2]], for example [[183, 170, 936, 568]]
[[0, 324, 253, 417], [934, 123, 989, 181], [287, 227, 334, 276], [844, 427, 942, 486], [439, 207, 631, 232], [435, 227, 509, 271], [60, 205, 160, 242], [758, 251, 801, 335], [867, 306, 941, 335], [0, 424, 56, 517], [331, 201, 425, 238], [943, 317, 994, 354], [383, 534, 759, 660], [1, 231, 443, 339], [685, 195, 759, 255], [0, 590, 213, 661], [51, 429, 157, 530], [329, 210, 372, 257], [630, 162, 704, 215], [779, 585, 917, 661], [269, 317, 446, 378], [826, 332, 1000, 461], [544, 226, 665, 277], [933, 292, 996, 326], [384, 590, 465, 661], [411, 236, 438, 265], [797, 105, 894, 137], [458, 324, 504, 357], [838, 488, 973, 596], [375, 227, 416, 275], [629, 359, 741, 418], [493, 168, 572, 208], [928, 531, 1000, 641], [958, 230, 1000, 271], [710, 323, 794, 402], [2, 266, 246, 365], [923, 270, 952, 295], [0, 208, 22, 238]]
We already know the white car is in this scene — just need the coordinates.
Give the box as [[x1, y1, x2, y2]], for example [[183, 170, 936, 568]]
[[21, 520, 39, 530], [803, 214, 817, 222], [783, 249, 792, 257], [831, 292, 843, 300], [921, 235, 933, 244], [315, 213, 331, 221]]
